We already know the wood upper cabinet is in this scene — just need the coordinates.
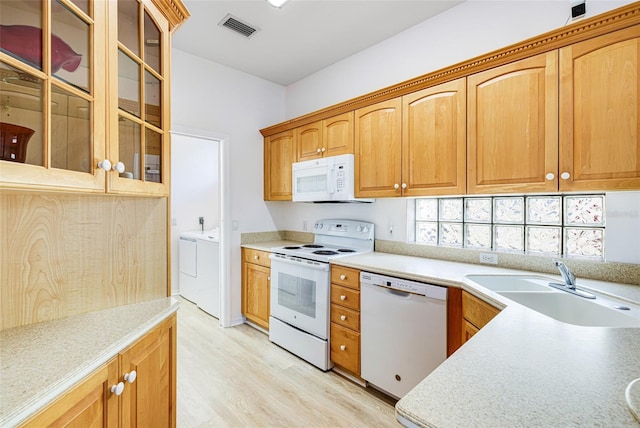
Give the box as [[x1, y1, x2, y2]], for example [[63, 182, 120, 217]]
[[297, 112, 354, 162], [0, 0, 187, 195], [264, 129, 296, 201], [467, 51, 559, 194], [242, 248, 271, 330], [355, 98, 402, 198], [559, 25, 640, 191], [402, 78, 467, 196]]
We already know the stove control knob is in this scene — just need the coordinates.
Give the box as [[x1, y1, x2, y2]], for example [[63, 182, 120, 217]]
[[318, 223, 324, 229], [362, 226, 369, 233], [356, 225, 362, 232]]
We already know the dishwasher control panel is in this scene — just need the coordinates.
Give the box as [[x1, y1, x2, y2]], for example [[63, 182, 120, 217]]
[[360, 272, 447, 300]]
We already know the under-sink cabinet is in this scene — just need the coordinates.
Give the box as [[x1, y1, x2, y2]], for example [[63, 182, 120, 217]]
[[461, 290, 500, 344], [242, 248, 271, 330], [20, 314, 177, 427], [329, 265, 361, 376]]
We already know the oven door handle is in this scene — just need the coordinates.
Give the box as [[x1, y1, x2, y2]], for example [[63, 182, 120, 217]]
[[269, 253, 330, 271]]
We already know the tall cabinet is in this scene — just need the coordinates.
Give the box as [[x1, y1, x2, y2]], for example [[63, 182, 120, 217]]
[[0, 0, 187, 196]]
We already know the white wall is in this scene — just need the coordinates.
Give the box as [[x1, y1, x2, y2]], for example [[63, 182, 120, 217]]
[[170, 133, 219, 294], [171, 49, 286, 323]]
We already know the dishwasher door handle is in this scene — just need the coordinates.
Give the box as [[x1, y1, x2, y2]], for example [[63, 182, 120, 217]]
[[387, 288, 411, 298]]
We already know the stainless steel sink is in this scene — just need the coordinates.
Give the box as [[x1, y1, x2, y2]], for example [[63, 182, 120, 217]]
[[465, 274, 640, 328]]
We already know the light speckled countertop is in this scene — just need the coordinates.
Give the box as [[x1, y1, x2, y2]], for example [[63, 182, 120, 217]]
[[331, 253, 640, 427], [0, 297, 179, 427]]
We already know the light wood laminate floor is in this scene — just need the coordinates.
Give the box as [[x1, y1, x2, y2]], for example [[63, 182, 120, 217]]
[[176, 297, 398, 427]]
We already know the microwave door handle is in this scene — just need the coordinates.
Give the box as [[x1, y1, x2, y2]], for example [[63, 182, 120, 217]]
[[328, 166, 335, 194]]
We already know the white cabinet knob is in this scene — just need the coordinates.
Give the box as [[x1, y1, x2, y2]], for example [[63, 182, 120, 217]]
[[317, 148, 321, 153], [545, 172, 555, 180], [98, 159, 112, 171], [340, 295, 346, 301], [124, 370, 137, 384], [340, 345, 346, 351], [340, 315, 346, 321], [267, 276, 271, 281], [340, 274, 346, 280], [401, 183, 407, 189], [394, 183, 400, 189], [254, 255, 259, 260], [113, 162, 125, 174], [321, 147, 326, 152], [111, 382, 124, 396], [560, 172, 571, 180]]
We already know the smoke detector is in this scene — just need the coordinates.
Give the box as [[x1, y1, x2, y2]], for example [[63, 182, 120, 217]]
[[218, 14, 260, 38]]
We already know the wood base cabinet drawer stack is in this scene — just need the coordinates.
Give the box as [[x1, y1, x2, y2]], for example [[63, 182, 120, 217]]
[[241, 248, 271, 330], [329, 266, 361, 376], [461, 291, 500, 344]]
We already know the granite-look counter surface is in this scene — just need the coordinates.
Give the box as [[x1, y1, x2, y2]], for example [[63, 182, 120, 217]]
[[331, 252, 640, 427], [0, 297, 179, 427]]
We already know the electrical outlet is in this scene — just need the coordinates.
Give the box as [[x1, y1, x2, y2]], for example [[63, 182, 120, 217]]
[[232, 220, 239, 231], [171, 218, 177, 226], [479, 253, 498, 265], [303, 220, 308, 231]]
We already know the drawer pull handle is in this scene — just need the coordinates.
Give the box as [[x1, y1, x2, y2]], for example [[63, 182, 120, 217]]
[[111, 382, 124, 396], [340, 295, 346, 301], [340, 315, 346, 321], [340, 274, 346, 280], [340, 345, 346, 351]]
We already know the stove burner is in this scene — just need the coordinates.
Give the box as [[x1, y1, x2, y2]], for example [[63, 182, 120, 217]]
[[337, 249, 356, 253], [283, 246, 302, 250], [313, 250, 339, 256], [303, 244, 324, 248]]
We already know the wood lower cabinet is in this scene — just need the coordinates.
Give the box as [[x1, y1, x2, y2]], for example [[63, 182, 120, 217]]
[[264, 130, 296, 201], [20, 314, 176, 428], [467, 51, 559, 194], [242, 248, 271, 330], [329, 266, 361, 375], [559, 24, 640, 191], [461, 291, 500, 344]]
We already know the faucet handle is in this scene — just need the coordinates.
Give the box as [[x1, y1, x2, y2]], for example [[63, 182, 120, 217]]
[[554, 260, 576, 287]]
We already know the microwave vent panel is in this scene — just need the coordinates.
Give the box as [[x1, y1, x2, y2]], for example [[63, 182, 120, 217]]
[[218, 14, 259, 38]]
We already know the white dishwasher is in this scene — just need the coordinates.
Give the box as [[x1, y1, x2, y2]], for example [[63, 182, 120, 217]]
[[360, 271, 447, 399]]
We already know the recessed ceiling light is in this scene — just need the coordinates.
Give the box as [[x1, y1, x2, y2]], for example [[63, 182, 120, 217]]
[[266, 0, 289, 8]]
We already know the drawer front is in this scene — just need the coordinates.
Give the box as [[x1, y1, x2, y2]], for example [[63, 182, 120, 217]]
[[462, 291, 500, 329], [330, 303, 360, 331], [331, 266, 360, 290], [330, 323, 360, 374], [330, 284, 360, 311], [243, 248, 271, 267]]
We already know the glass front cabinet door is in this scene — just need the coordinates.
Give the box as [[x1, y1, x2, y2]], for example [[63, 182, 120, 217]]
[[0, 0, 187, 194]]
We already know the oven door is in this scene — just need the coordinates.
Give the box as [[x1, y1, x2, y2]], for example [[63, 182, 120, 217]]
[[269, 254, 330, 339]]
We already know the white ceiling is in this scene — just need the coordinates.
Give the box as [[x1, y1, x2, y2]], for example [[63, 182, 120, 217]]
[[172, 0, 464, 86]]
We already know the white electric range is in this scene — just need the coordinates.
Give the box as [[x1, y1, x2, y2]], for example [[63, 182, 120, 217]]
[[268, 219, 375, 371]]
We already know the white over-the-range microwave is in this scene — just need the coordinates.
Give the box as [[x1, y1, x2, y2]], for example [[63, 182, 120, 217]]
[[292, 154, 374, 203]]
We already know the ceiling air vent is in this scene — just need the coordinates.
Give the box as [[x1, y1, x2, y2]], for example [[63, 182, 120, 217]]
[[218, 14, 259, 38]]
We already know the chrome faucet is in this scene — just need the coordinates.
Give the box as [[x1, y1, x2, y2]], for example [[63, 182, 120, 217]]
[[551, 260, 596, 299], [554, 260, 576, 289]]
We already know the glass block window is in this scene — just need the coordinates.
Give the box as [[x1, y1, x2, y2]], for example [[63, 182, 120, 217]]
[[415, 195, 605, 259]]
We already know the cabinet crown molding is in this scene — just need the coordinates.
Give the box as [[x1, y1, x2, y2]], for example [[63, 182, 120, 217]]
[[151, 0, 190, 31], [260, 1, 640, 138]]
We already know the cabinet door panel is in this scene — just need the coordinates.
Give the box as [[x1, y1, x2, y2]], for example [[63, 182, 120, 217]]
[[323, 111, 354, 157], [559, 25, 640, 191], [296, 121, 322, 161], [21, 359, 119, 428], [120, 315, 176, 428], [468, 51, 558, 194], [264, 130, 295, 201], [242, 262, 271, 330], [355, 98, 402, 198], [403, 78, 466, 196]]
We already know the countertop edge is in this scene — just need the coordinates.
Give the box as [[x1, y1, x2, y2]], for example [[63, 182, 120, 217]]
[[1, 298, 179, 427]]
